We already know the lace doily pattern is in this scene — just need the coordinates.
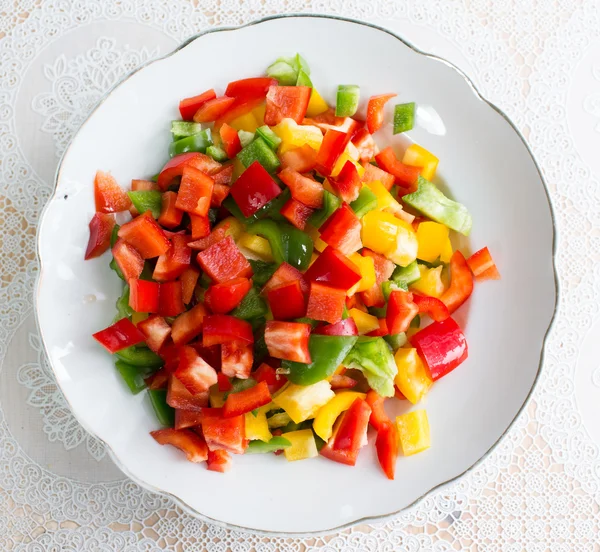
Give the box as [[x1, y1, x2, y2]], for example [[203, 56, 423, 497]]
[[1, 0, 598, 549]]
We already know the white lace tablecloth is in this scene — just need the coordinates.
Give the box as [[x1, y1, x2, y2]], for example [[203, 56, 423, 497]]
[[1, 0, 598, 549]]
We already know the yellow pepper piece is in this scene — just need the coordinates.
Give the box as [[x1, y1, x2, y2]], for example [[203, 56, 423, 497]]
[[347, 253, 376, 295], [361, 211, 418, 267], [131, 312, 148, 325], [306, 225, 328, 252], [232, 157, 245, 180], [313, 391, 367, 441], [306, 88, 329, 117], [209, 386, 226, 408], [252, 103, 266, 126], [410, 265, 445, 298], [388, 219, 419, 267], [396, 410, 431, 456], [416, 221, 449, 263], [237, 233, 274, 262], [402, 144, 439, 181], [440, 237, 453, 263], [272, 118, 323, 154], [283, 429, 319, 461], [216, 216, 244, 242], [366, 180, 400, 212], [245, 409, 272, 443], [229, 112, 259, 133], [331, 143, 365, 177], [394, 348, 432, 405], [349, 308, 380, 335], [273, 381, 335, 423]]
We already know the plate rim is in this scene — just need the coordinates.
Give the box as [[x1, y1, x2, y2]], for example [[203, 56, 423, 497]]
[[34, 13, 560, 536]]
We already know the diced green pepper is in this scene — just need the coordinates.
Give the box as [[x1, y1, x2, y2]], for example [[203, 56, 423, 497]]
[[199, 272, 212, 289], [384, 332, 407, 351], [114, 285, 133, 321], [296, 69, 312, 87], [267, 412, 293, 428], [127, 191, 162, 219], [392, 260, 421, 287], [231, 286, 268, 320], [308, 190, 340, 229], [266, 60, 297, 86], [148, 389, 175, 426], [171, 121, 204, 140], [237, 137, 280, 173], [344, 337, 398, 397], [115, 360, 153, 394], [206, 145, 228, 162], [293, 317, 319, 329], [253, 326, 268, 366], [350, 186, 378, 218], [393, 102, 415, 134], [225, 377, 257, 399], [114, 345, 164, 368], [382, 280, 408, 302], [109, 258, 124, 280], [248, 260, 278, 288], [249, 316, 267, 332], [238, 130, 255, 148], [368, 306, 387, 318], [336, 84, 360, 117], [342, 304, 350, 320], [256, 125, 282, 150], [168, 129, 212, 157], [246, 436, 292, 453], [410, 314, 421, 329], [110, 224, 120, 247]]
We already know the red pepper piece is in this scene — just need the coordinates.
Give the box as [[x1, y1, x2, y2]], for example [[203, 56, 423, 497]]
[[158, 281, 185, 317], [219, 123, 242, 158], [118, 211, 170, 259], [262, 262, 308, 295], [137, 315, 171, 353], [410, 317, 468, 380], [264, 85, 311, 125], [158, 191, 184, 229], [92, 318, 145, 353], [174, 409, 204, 430], [279, 144, 317, 173], [387, 289, 419, 334], [225, 77, 277, 99], [223, 380, 271, 418], [207, 449, 232, 472], [197, 235, 252, 284], [278, 168, 324, 208], [129, 279, 160, 313], [203, 314, 254, 347], [212, 164, 234, 186], [413, 293, 450, 322], [211, 183, 231, 208], [192, 344, 222, 372], [351, 128, 377, 164], [179, 88, 217, 121], [365, 390, 391, 432], [267, 279, 307, 320], [174, 345, 218, 395], [304, 246, 361, 291], [330, 374, 358, 390], [313, 318, 359, 336], [221, 342, 253, 379], [331, 161, 362, 203], [346, 293, 368, 313], [153, 234, 191, 282], [376, 422, 398, 480], [94, 171, 131, 213], [280, 198, 314, 231], [440, 251, 474, 314], [315, 129, 352, 176], [150, 429, 208, 463], [145, 368, 169, 390], [319, 203, 362, 255], [204, 278, 252, 314], [254, 362, 287, 393], [359, 249, 395, 308], [171, 303, 208, 346], [264, 321, 311, 364], [166, 375, 209, 411], [375, 147, 421, 190], [192, 95, 236, 123], [366, 93, 397, 134], [189, 214, 211, 240], [306, 282, 346, 324], [366, 318, 389, 337], [157, 152, 199, 191], [187, 222, 230, 251], [214, 96, 265, 128], [217, 372, 233, 392], [361, 162, 395, 191], [304, 108, 360, 134], [160, 343, 181, 374], [131, 179, 159, 191], [230, 161, 281, 217], [85, 213, 115, 259], [179, 266, 200, 305], [467, 246, 501, 282], [200, 407, 247, 454], [175, 165, 214, 217]]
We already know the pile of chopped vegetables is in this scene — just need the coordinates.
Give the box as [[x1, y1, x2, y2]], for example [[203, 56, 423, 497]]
[[89, 54, 500, 478]]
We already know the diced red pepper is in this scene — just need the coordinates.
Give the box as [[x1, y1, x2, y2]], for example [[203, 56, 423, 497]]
[[145, 368, 169, 390], [304, 109, 360, 134], [359, 249, 395, 308], [279, 144, 317, 173], [137, 315, 171, 353], [158, 281, 185, 317], [230, 161, 281, 217], [179, 266, 200, 305], [306, 282, 346, 324], [212, 164, 234, 186], [167, 375, 209, 411], [189, 214, 211, 240], [92, 318, 145, 353], [313, 318, 359, 336], [331, 161, 362, 203], [221, 342, 253, 379], [129, 279, 159, 313], [214, 96, 265, 128], [262, 262, 308, 295], [411, 317, 468, 381], [219, 123, 242, 158], [351, 128, 377, 163], [207, 449, 232, 473], [193, 95, 236, 123], [366, 318, 389, 337], [467, 246, 501, 282], [158, 191, 184, 229], [203, 315, 254, 347], [375, 147, 421, 190], [153, 234, 191, 282], [161, 344, 181, 374], [175, 165, 214, 217], [85, 213, 115, 259], [330, 374, 358, 390], [386, 290, 419, 334], [315, 129, 352, 176], [254, 362, 287, 393], [223, 380, 271, 418], [376, 422, 398, 480], [204, 278, 252, 314], [278, 168, 324, 209], [174, 345, 218, 395], [361, 162, 395, 191], [413, 293, 450, 322], [304, 246, 361, 291], [366, 93, 397, 134], [179, 88, 217, 120], [171, 303, 208, 346], [280, 198, 314, 230], [132, 179, 159, 191], [264, 85, 311, 125], [441, 251, 474, 314], [346, 293, 368, 313], [157, 153, 222, 192], [319, 203, 362, 255], [118, 211, 170, 259], [94, 171, 131, 213], [192, 344, 222, 372], [211, 183, 230, 208], [264, 321, 311, 364], [150, 429, 208, 463], [174, 409, 204, 430], [225, 77, 277, 99], [267, 279, 307, 320], [365, 390, 391, 432], [187, 223, 229, 251], [197, 235, 252, 284], [201, 407, 247, 454], [217, 372, 233, 392]]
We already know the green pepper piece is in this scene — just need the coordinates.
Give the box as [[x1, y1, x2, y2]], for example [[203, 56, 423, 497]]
[[392, 260, 421, 287], [296, 69, 313, 87], [249, 316, 267, 332], [350, 186, 378, 218], [384, 332, 407, 351], [267, 412, 293, 428], [393, 102, 415, 134], [115, 360, 153, 394], [342, 304, 350, 320], [343, 337, 397, 397], [248, 260, 278, 288], [308, 190, 340, 229], [110, 224, 120, 247], [206, 145, 228, 162], [199, 272, 212, 289], [127, 191, 162, 219], [266, 60, 298, 86], [238, 130, 255, 148], [253, 329, 268, 366], [150, 173, 160, 183], [168, 129, 212, 157], [223, 377, 257, 401], [148, 389, 175, 426], [223, 188, 290, 225], [403, 177, 472, 236], [114, 345, 164, 368], [255, 125, 282, 150], [283, 335, 358, 385], [171, 121, 204, 140], [410, 314, 421, 329], [231, 286, 268, 320], [314, 434, 326, 452], [368, 306, 387, 318], [237, 137, 280, 173], [114, 285, 133, 321], [336, 84, 360, 117], [246, 436, 292, 454], [109, 258, 125, 280], [293, 317, 319, 329], [281, 420, 313, 433], [246, 219, 313, 271], [382, 280, 408, 302]]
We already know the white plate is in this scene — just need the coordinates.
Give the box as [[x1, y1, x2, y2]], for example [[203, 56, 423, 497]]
[[36, 15, 557, 534]]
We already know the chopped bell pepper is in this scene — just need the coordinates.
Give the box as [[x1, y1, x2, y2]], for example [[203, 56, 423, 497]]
[[166, 374, 208, 411], [375, 421, 398, 479], [440, 251, 474, 313], [244, 408, 273, 443], [304, 246, 361, 291], [413, 293, 450, 321], [114, 344, 163, 368], [361, 210, 418, 267], [94, 171, 131, 213], [283, 429, 318, 461], [440, 237, 453, 263], [307, 190, 341, 229], [396, 409, 431, 456], [330, 142, 364, 178], [207, 449, 232, 472], [366, 93, 397, 134], [174, 345, 218, 395], [409, 264, 444, 298], [387, 289, 419, 334], [254, 362, 287, 393], [273, 380, 335, 423], [137, 315, 171, 353], [203, 315, 253, 347], [225, 77, 277, 99], [272, 118, 323, 154], [236, 136, 281, 173], [347, 253, 376, 295], [200, 407, 247, 454], [416, 221, 449, 263], [394, 348, 433, 404], [197, 235, 253, 283], [315, 128, 353, 176], [192, 95, 236, 123], [171, 303, 207, 345], [349, 308, 380, 335], [313, 391, 366, 441], [151, 428, 208, 462], [362, 162, 395, 191], [247, 436, 291, 453], [237, 233, 274, 262], [306, 87, 329, 117], [175, 165, 214, 217], [332, 161, 362, 203], [336, 85, 360, 117], [280, 143, 317, 173], [93, 318, 145, 353], [179, 89, 217, 121], [157, 281, 185, 317], [280, 198, 314, 230], [306, 282, 346, 324], [319, 203, 362, 255], [255, 125, 282, 150], [393, 102, 415, 134], [267, 279, 307, 320], [85, 213, 115, 259], [264, 321, 311, 364], [262, 262, 308, 295], [228, 111, 259, 133], [153, 234, 191, 282], [118, 211, 170, 259], [230, 160, 281, 217], [403, 143, 439, 181], [221, 341, 253, 379], [279, 168, 324, 209], [467, 246, 501, 281], [148, 389, 176, 426], [128, 278, 159, 313], [204, 278, 252, 314], [265, 85, 311, 125], [219, 123, 242, 158], [168, 129, 212, 157], [349, 186, 378, 219], [313, 318, 358, 336], [158, 191, 183, 229], [375, 147, 421, 190], [223, 381, 271, 418], [171, 120, 204, 140]]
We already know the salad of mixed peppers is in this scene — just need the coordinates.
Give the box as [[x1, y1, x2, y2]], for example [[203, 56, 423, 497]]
[[88, 54, 500, 478]]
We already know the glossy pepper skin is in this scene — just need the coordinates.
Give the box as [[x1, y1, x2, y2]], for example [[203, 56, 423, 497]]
[[440, 251, 474, 313], [230, 161, 281, 217]]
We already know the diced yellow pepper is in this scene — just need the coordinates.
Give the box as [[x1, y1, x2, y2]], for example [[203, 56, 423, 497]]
[[416, 221, 449, 263], [349, 308, 380, 335], [216, 216, 244, 242], [366, 180, 399, 212], [306, 88, 329, 117], [131, 312, 148, 325], [313, 391, 367, 441], [306, 225, 328, 252], [361, 211, 418, 267], [394, 348, 432, 405], [232, 158, 245, 181], [273, 381, 335, 423], [283, 429, 319, 461], [252, 103, 266, 126], [245, 409, 272, 443], [209, 386, 226, 408], [396, 410, 431, 456], [410, 265, 445, 298], [388, 219, 419, 267], [331, 144, 365, 177], [310, 252, 319, 266], [272, 118, 323, 154], [402, 144, 439, 181], [440, 237, 453, 263], [237, 233, 274, 262], [347, 253, 376, 295], [229, 112, 259, 133]]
